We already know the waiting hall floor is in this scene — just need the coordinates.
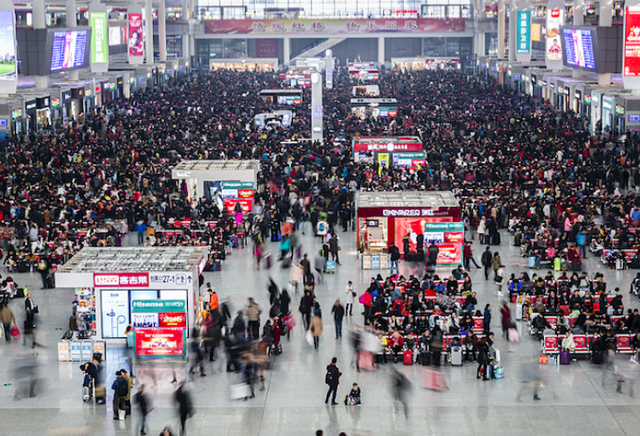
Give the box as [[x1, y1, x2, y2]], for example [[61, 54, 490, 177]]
[[1, 229, 640, 436]]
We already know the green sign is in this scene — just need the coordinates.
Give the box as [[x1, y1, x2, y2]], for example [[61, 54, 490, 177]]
[[132, 300, 185, 312], [395, 152, 426, 159], [424, 222, 465, 232], [90, 12, 108, 64], [221, 181, 254, 189], [516, 11, 531, 54]]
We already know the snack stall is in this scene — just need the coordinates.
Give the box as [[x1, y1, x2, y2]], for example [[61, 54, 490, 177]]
[[352, 136, 423, 164], [171, 160, 260, 215], [55, 247, 208, 358], [356, 192, 462, 269]]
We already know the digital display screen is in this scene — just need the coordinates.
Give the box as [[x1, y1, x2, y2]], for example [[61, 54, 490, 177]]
[[629, 115, 640, 122], [50, 30, 88, 71], [562, 28, 596, 70], [0, 10, 16, 81]]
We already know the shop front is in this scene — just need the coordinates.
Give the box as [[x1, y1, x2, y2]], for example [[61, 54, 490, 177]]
[[171, 160, 260, 214], [356, 192, 462, 269], [209, 58, 278, 72], [25, 99, 37, 135], [11, 106, 23, 137], [85, 86, 94, 114], [352, 136, 423, 164], [70, 87, 84, 119], [55, 247, 207, 349], [36, 96, 51, 131], [602, 95, 614, 134], [620, 96, 640, 133]]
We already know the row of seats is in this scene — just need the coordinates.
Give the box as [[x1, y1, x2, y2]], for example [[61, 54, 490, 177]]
[[541, 333, 634, 355]]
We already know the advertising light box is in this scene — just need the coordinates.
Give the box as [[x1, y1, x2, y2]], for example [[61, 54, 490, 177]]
[[134, 328, 185, 356], [0, 9, 16, 82], [624, 5, 640, 76], [90, 12, 108, 64], [546, 7, 564, 61]]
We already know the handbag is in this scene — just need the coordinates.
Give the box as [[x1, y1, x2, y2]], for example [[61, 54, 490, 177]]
[[10, 325, 20, 339], [305, 330, 314, 346], [33, 305, 39, 314]]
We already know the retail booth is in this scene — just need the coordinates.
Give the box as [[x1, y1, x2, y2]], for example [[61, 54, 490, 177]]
[[171, 160, 260, 214], [55, 246, 208, 360], [352, 136, 423, 163], [356, 192, 462, 269]]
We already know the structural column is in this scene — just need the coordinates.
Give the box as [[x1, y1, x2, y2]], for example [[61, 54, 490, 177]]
[[508, 0, 516, 61], [32, 0, 47, 89], [158, 0, 167, 61], [599, 0, 612, 26], [145, 0, 154, 64], [67, 0, 79, 80], [574, 0, 585, 25], [378, 36, 385, 66], [497, 0, 506, 58], [283, 37, 291, 65]]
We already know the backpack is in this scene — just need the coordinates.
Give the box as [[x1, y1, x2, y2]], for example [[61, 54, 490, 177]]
[[325, 369, 335, 386], [117, 378, 128, 397]]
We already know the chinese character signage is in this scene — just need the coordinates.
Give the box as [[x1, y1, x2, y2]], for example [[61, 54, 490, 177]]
[[90, 12, 108, 64], [94, 272, 149, 287], [204, 18, 465, 35], [516, 11, 530, 54], [135, 328, 185, 356], [128, 6, 144, 64], [624, 6, 640, 77]]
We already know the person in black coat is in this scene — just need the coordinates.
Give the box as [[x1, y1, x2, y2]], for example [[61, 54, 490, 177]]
[[174, 383, 193, 436], [427, 242, 439, 266], [476, 334, 494, 380]]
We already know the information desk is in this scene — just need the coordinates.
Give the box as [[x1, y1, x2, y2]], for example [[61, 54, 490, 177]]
[[356, 191, 463, 266], [55, 247, 208, 342]]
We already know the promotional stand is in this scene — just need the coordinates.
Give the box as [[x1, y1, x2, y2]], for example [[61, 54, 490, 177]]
[[356, 191, 462, 269], [171, 160, 259, 214], [55, 247, 207, 348], [132, 300, 187, 360]]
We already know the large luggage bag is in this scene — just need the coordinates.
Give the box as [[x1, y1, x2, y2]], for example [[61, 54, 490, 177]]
[[403, 350, 413, 365], [419, 351, 431, 366], [421, 368, 447, 391], [559, 350, 570, 365], [493, 233, 501, 245], [450, 347, 462, 366]]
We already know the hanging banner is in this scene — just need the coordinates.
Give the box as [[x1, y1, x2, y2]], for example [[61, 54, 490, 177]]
[[624, 5, 640, 77], [204, 18, 465, 35], [516, 11, 531, 54], [128, 6, 143, 64], [0, 1, 17, 94], [545, 2, 564, 69], [89, 3, 109, 73]]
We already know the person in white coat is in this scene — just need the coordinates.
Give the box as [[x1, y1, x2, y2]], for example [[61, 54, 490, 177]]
[[344, 281, 355, 316], [477, 217, 487, 244]]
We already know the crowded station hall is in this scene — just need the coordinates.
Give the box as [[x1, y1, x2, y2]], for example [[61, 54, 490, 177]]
[[1, 0, 640, 435]]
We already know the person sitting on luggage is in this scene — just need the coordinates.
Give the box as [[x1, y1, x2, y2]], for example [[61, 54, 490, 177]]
[[463, 330, 478, 362], [561, 331, 575, 352], [344, 383, 361, 405], [448, 336, 462, 353]]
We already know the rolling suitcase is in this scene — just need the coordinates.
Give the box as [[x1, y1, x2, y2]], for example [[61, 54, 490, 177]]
[[281, 257, 292, 269], [450, 347, 462, 366], [493, 233, 501, 245], [403, 350, 413, 365], [494, 366, 504, 379], [264, 253, 273, 269], [616, 258, 626, 270], [419, 351, 431, 366], [528, 256, 536, 268], [559, 350, 570, 365], [554, 257, 561, 271], [421, 368, 447, 391]]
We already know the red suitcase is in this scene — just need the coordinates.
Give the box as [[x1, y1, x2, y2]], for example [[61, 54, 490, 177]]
[[421, 368, 447, 391], [403, 350, 413, 365]]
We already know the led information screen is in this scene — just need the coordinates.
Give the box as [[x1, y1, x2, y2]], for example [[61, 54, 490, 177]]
[[562, 28, 596, 70], [624, 6, 640, 76], [50, 30, 88, 71], [90, 12, 108, 63], [0, 10, 16, 80]]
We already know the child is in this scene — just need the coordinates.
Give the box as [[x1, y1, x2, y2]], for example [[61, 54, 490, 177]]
[[344, 383, 361, 405]]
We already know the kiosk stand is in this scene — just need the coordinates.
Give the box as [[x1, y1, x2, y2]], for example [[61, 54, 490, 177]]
[[356, 192, 462, 269], [55, 247, 208, 357]]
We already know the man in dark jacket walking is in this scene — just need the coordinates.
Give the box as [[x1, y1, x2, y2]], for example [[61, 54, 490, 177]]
[[328, 234, 341, 266], [427, 242, 439, 267], [324, 357, 342, 405], [175, 382, 193, 436], [331, 300, 345, 339], [135, 384, 153, 435], [481, 247, 493, 280], [389, 242, 400, 275]]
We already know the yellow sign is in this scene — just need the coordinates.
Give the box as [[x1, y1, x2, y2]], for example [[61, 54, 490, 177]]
[[378, 153, 389, 175], [531, 23, 541, 41]]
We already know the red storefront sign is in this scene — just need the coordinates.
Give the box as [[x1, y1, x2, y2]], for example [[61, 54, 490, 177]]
[[238, 189, 255, 199], [225, 198, 253, 214], [135, 328, 185, 356], [353, 143, 423, 152], [94, 272, 149, 287]]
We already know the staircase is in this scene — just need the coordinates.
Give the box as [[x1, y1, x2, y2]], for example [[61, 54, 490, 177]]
[[290, 37, 346, 63]]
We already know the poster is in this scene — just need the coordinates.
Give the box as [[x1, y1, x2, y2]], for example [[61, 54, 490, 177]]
[[0, 9, 16, 81], [159, 312, 186, 328], [135, 328, 185, 356], [204, 18, 465, 35], [516, 11, 531, 54], [545, 7, 563, 61], [101, 290, 129, 338], [531, 23, 541, 42], [393, 217, 454, 252], [128, 12, 143, 59], [90, 12, 108, 64], [624, 6, 640, 76], [434, 243, 463, 265]]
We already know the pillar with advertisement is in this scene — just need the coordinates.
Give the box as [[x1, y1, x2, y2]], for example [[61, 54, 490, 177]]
[[128, 4, 144, 65]]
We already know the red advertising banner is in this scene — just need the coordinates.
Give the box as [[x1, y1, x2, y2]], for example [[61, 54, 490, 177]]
[[94, 272, 149, 287], [159, 312, 187, 328], [444, 231, 465, 243], [256, 38, 280, 58], [128, 13, 143, 58], [205, 18, 465, 35], [435, 243, 463, 265], [238, 189, 255, 199], [135, 328, 185, 356], [624, 6, 640, 76], [225, 198, 253, 214]]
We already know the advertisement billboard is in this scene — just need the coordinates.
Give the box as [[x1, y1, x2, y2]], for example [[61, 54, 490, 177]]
[[516, 11, 531, 54], [134, 328, 185, 356], [624, 5, 640, 76], [0, 9, 16, 82], [204, 18, 465, 35], [50, 30, 88, 71], [128, 10, 143, 62], [90, 12, 108, 64], [546, 7, 564, 61]]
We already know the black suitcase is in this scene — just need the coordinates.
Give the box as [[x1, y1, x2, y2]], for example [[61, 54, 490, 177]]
[[592, 350, 604, 364], [571, 262, 582, 272], [419, 351, 431, 366], [631, 257, 640, 269], [281, 257, 292, 269], [47, 276, 55, 289], [493, 233, 501, 245], [426, 264, 436, 273], [15, 288, 24, 298]]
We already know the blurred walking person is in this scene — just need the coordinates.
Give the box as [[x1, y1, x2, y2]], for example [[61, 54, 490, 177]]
[[135, 384, 153, 435], [391, 368, 411, 418], [174, 382, 193, 436]]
